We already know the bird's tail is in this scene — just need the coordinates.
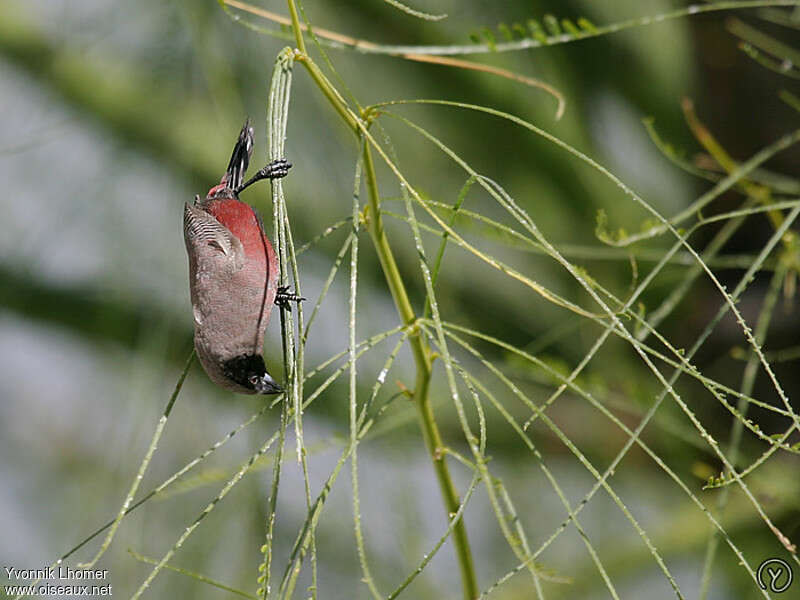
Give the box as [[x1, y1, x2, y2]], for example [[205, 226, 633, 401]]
[[224, 118, 254, 191]]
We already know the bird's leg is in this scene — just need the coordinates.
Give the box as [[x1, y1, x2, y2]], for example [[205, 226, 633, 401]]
[[236, 159, 292, 194], [275, 285, 305, 309]]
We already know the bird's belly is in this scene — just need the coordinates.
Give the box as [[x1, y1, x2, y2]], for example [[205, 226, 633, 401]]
[[190, 268, 272, 360]]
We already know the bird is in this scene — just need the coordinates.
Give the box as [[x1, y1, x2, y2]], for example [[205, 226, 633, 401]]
[[183, 118, 299, 394]]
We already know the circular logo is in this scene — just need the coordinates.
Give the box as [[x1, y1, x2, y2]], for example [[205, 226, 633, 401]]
[[757, 558, 793, 593]]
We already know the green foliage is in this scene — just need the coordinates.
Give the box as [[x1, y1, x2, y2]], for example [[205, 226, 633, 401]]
[[471, 13, 598, 47]]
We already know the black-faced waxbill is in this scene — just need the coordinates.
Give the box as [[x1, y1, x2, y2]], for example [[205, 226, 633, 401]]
[[183, 119, 296, 394]]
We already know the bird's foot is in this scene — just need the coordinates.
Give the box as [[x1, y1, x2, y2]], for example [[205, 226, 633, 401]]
[[260, 159, 292, 179], [236, 159, 292, 193], [275, 285, 305, 309]]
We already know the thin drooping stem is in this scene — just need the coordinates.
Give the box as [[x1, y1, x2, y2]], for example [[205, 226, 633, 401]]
[[260, 46, 295, 600], [362, 142, 478, 599], [285, 1, 478, 597], [699, 259, 790, 599], [78, 351, 194, 569], [348, 151, 382, 599]]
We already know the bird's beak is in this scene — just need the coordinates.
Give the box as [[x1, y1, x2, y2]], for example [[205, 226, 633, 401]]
[[254, 371, 283, 395]]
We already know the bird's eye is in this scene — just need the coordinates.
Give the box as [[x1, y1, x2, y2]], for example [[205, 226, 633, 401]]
[[248, 375, 259, 385]]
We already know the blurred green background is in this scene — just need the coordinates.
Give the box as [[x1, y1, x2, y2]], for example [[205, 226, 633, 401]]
[[1, 1, 799, 598]]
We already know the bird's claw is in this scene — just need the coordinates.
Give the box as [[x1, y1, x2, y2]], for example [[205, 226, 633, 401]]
[[260, 159, 292, 180], [236, 159, 292, 194], [275, 285, 305, 309]]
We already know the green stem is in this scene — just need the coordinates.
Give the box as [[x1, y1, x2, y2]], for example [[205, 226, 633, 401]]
[[362, 132, 478, 600], [698, 259, 790, 599], [286, 0, 306, 54], [285, 2, 478, 596]]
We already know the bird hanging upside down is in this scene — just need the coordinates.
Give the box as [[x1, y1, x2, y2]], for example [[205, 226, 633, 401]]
[[183, 119, 299, 394]]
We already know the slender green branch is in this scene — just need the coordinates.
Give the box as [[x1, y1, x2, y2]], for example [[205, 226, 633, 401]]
[[362, 104, 479, 600], [286, 0, 306, 54], [230, 0, 800, 57], [699, 259, 790, 599], [78, 351, 194, 569], [129, 550, 258, 599], [284, 2, 478, 596]]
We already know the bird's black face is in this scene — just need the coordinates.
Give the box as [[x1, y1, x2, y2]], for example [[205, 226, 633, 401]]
[[222, 354, 283, 395]]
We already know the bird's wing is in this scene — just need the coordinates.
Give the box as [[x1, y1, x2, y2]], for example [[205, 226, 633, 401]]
[[183, 202, 245, 270]]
